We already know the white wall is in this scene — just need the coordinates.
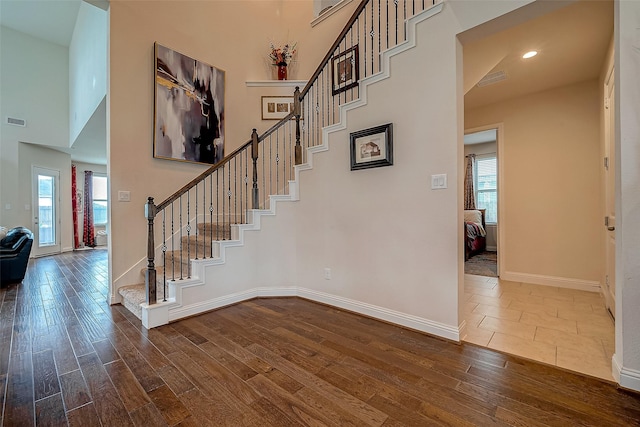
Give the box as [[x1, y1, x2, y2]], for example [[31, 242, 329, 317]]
[[615, 0, 640, 390], [0, 26, 69, 230], [466, 80, 602, 289], [292, 1, 536, 334], [69, 1, 107, 145]]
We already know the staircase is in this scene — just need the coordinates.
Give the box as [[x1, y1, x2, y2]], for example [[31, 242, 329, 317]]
[[119, 0, 445, 328], [118, 223, 232, 320]]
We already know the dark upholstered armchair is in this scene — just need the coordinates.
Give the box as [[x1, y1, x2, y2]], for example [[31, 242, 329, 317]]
[[0, 227, 34, 287]]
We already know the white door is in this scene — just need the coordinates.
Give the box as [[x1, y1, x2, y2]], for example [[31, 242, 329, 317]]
[[32, 167, 61, 257], [603, 66, 616, 318]]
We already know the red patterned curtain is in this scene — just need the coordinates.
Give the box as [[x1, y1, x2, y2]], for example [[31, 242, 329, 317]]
[[71, 165, 80, 248], [464, 155, 476, 210], [83, 171, 95, 247]]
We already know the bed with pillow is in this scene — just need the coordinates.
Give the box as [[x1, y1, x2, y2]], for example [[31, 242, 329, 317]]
[[464, 209, 486, 260]]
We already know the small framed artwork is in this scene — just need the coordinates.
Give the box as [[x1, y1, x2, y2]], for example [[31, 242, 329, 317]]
[[350, 123, 393, 171], [261, 96, 295, 120], [332, 45, 359, 95]]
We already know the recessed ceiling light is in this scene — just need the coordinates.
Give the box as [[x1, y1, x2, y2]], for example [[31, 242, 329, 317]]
[[523, 50, 538, 59]]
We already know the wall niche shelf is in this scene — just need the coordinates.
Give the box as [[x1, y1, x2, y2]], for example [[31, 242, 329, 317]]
[[245, 80, 307, 88]]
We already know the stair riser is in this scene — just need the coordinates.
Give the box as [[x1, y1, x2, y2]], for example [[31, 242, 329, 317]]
[[181, 241, 215, 258], [196, 223, 237, 240]]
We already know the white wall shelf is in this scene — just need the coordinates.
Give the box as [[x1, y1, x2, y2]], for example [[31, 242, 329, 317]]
[[246, 80, 307, 88]]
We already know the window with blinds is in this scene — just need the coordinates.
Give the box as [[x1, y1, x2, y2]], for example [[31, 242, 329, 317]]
[[93, 175, 108, 225], [475, 155, 497, 223]]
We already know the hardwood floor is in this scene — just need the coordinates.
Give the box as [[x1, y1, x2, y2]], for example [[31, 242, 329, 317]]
[[1, 250, 640, 426]]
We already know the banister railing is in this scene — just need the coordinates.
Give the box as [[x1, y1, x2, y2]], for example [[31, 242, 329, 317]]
[[145, 0, 438, 304]]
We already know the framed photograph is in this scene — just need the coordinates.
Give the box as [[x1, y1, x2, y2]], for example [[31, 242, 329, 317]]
[[332, 45, 359, 95], [154, 43, 225, 165], [261, 96, 295, 120], [350, 123, 393, 171]]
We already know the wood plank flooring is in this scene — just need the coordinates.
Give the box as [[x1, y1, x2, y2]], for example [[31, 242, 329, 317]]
[[1, 250, 640, 426]]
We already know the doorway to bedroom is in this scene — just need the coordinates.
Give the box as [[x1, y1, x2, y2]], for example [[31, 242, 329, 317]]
[[464, 128, 498, 278]]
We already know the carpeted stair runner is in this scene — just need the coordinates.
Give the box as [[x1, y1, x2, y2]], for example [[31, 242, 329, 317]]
[[118, 223, 232, 319]]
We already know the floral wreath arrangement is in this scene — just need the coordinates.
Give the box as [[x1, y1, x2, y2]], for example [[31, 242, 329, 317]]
[[269, 42, 297, 66]]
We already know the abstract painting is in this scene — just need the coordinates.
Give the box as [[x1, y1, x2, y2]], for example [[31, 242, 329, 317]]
[[154, 43, 225, 165]]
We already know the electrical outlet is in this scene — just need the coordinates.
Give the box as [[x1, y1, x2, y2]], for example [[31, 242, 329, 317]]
[[323, 268, 331, 280]]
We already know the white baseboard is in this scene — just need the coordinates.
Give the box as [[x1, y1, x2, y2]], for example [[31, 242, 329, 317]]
[[298, 288, 461, 342], [159, 284, 460, 342], [613, 354, 640, 392], [167, 286, 297, 323], [458, 319, 468, 342], [500, 271, 601, 293], [486, 245, 497, 251]]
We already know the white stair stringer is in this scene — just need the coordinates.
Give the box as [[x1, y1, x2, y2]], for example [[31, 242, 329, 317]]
[[302, 2, 445, 169], [140, 190, 298, 328], [140, 2, 450, 334]]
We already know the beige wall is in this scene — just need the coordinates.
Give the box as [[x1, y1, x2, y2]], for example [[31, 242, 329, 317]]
[[466, 79, 603, 286], [108, 0, 358, 292]]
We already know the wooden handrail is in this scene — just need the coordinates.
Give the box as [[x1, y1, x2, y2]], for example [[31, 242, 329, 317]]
[[146, 0, 438, 306], [154, 0, 370, 214], [299, 0, 369, 99]]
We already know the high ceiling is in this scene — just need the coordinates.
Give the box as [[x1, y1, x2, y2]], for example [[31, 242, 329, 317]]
[[0, 0, 614, 161], [0, 0, 82, 47], [0, 0, 107, 165], [463, 0, 614, 111]]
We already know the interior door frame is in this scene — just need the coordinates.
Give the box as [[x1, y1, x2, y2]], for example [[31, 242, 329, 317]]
[[603, 63, 616, 316], [31, 165, 61, 257], [464, 123, 504, 277]]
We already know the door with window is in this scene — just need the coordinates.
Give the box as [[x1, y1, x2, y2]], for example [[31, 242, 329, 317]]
[[32, 167, 61, 257]]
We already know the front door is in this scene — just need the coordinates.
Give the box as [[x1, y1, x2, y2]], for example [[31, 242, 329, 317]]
[[603, 66, 616, 317], [32, 167, 61, 257]]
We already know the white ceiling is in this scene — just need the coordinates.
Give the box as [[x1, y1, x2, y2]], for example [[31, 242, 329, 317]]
[[0, 0, 82, 47], [463, 0, 614, 111], [0, 0, 107, 165], [0, 0, 613, 164], [464, 129, 496, 145]]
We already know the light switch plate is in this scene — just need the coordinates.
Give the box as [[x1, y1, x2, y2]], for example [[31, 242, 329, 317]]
[[431, 174, 447, 189], [118, 191, 131, 202]]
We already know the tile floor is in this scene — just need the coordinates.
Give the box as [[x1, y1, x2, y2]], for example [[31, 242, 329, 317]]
[[463, 274, 615, 381]]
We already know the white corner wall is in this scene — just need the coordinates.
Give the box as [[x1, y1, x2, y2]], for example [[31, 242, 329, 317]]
[[69, 1, 107, 145], [0, 26, 69, 229], [614, 0, 640, 392], [294, 7, 462, 333]]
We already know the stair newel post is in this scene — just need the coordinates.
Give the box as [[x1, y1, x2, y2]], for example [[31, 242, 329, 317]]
[[294, 86, 302, 165], [251, 129, 259, 209], [144, 197, 157, 305]]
